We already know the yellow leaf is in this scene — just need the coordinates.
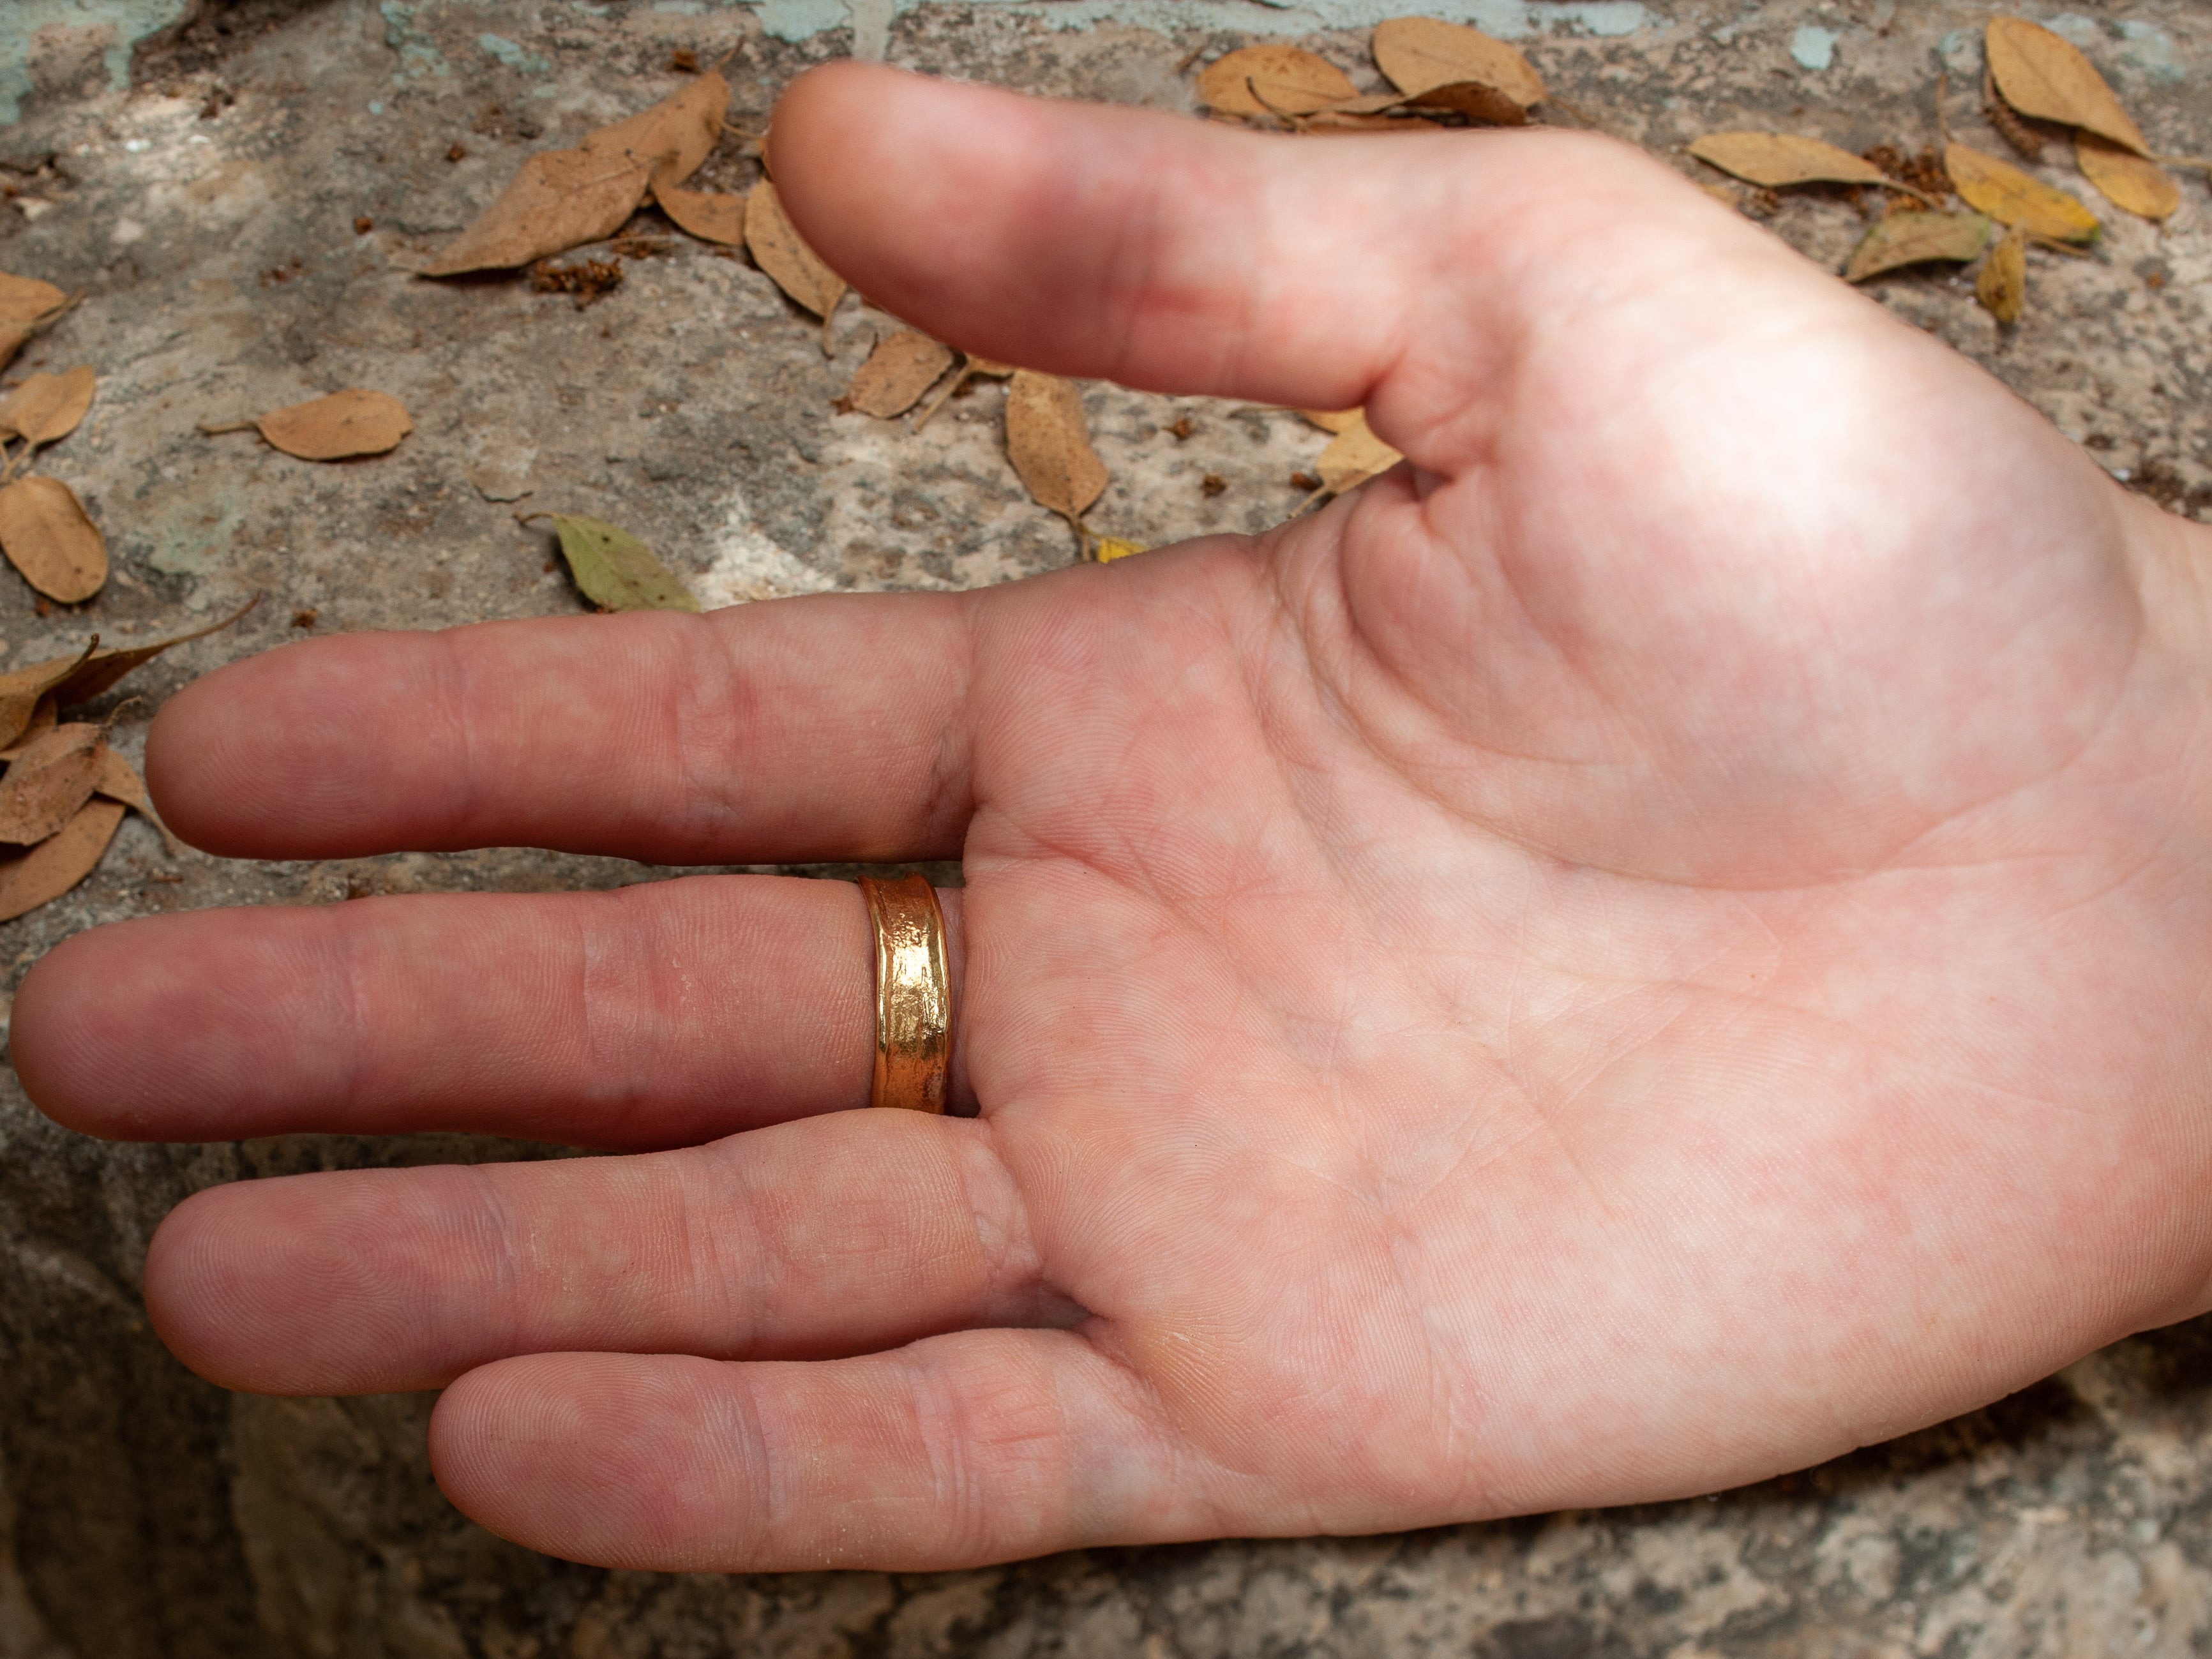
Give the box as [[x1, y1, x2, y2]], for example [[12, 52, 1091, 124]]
[[744, 180, 846, 320], [1198, 45, 1356, 118], [1985, 18, 2149, 156], [1373, 17, 1543, 107], [1005, 371, 1108, 522], [0, 366, 94, 446], [1975, 229, 2027, 326], [1302, 409, 1360, 434], [1317, 412, 1402, 495], [1095, 537, 1147, 563], [253, 389, 413, 460], [1688, 132, 1890, 189], [1945, 143, 2098, 242], [2075, 131, 2179, 221], [0, 476, 105, 603], [839, 331, 956, 419], [1842, 211, 1990, 282]]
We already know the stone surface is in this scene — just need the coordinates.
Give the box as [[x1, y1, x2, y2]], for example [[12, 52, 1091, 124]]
[[0, 0, 2208, 1654]]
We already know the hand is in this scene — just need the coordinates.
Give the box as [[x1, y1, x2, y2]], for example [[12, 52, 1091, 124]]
[[17, 64, 2212, 1573]]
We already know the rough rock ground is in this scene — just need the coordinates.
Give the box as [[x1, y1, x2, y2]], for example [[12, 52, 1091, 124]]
[[1, 1, 2208, 1655]]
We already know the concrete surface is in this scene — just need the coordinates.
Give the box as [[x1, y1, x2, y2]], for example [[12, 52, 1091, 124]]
[[1, 0, 2209, 1654]]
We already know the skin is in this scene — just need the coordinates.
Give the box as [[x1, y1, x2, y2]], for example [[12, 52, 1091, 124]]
[[15, 64, 2212, 1572]]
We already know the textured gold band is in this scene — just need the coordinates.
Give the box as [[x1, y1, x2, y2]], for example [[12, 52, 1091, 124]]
[[859, 875, 951, 1114]]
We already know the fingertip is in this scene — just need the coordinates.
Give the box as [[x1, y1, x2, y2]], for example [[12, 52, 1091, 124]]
[[11, 928, 129, 1137], [143, 1183, 260, 1388]]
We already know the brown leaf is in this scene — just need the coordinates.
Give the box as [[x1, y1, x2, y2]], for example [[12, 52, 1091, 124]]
[[0, 476, 105, 603], [1198, 45, 1357, 118], [1945, 142, 2099, 241], [1373, 17, 1543, 108], [1400, 82, 1528, 126], [1983, 67, 2046, 162], [0, 694, 56, 759], [255, 389, 413, 460], [1985, 18, 2149, 156], [1302, 409, 1361, 433], [652, 169, 747, 245], [0, 647, 91, 750], [1688, 132, 1891, 188], [1316, 411, 1403, 495], [90, 744, 183, 856], [0, 366, 94, 446], [2075, 131, 2179, 221], [839, 331, 955, 419], [0, 797, 124, 924], [425, 75, 728, 275], [0, 273, 66, 325], [744, 181, 846, 320], [1005, 371, 1108, 522], [0, 722, 105, 843], [30, 597, 260, 710], [1844, 209, 1992, 281], [1975, 228, 2027, 326]]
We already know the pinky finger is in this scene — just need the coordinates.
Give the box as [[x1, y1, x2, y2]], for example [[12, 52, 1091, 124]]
[[429, 1330, 1203, 1572]]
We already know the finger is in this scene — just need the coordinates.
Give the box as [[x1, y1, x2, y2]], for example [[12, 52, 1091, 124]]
[[145, 596, 975, 862], [430, 1331, 1200, 1571], [772, 64, 1791, 423], [144, 1110, 1066, 1394], [13, 875, 966, 1148]]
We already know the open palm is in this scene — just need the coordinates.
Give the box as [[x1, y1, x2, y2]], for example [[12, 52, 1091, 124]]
[[19, 65, 2212, 1572]]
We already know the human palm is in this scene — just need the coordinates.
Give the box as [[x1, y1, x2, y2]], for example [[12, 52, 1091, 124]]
[[19, 66, 2212, 1571]]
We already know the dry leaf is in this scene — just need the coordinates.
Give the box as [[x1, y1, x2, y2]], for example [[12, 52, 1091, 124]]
[[1688, 132, 1891, 189], [0, 722, 105, 844], [1975, 228, 2028, 326], [1983, 66, 2047, 162], [539, 514, 700, 613], [0, 647, 90, 750], [2075, 131, 2179, 221], [1985, 18, 2149, 156], [0, 476, 105, 603], [253, 389, 413, 460], [28, 597, 260, 712], [1844, 209, 1992, 281], [838, 331, 955, 419], [0, 367, 94, 446], [1302, 409, 1362, 434], [1316, 411, 1403, 495], [0, 694, 56, 759], [425, 75, 727, 275], [1373, 17, 1544, 109], [1400, 82, 1528, 125], [0, 273, 66, 325], [1005, 371, 1108, 523], [1198, 45, 1357, 118], [0, 797, 124, 924], [744, 181, 846, 320], [1095, 537, 1147, 563], [652, 169, 748, 245], [913, 354, 1017, 429], [91, 744, 184, 856], [1945, 142, 2098, 242]]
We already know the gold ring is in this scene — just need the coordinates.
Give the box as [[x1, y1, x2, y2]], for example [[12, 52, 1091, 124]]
[[858, 874, 951, 1113]]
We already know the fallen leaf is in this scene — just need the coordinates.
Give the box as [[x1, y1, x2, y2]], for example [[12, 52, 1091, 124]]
[[838, 331, 955, 419], [1982, 66, 2047, 162], [1373, 17, 1544, 109], [253, 389, 413, 460], [1316, 410, 1403, 494], [1944, 144, 2098, 241], [0, 694, 56, 759], [0, 722, 105, 844], [1400, 82, 1528, 125], [1198, 45, 1357, 118], [539, 514, 700, 612], [1005, 371, 1108, 523], [1844, 209, 1992, 281], [652, 168, 747, 245], [0, 797, 124, 924], [425, 75, 728, 275], [90, 745, 184, 856], [0, 476, 105, 603], [1302, 409, 1362, 434], [31, 597, 260, 709], [0, 273, 66, 325], [1985, 18, 2149, 156], [744, 181, 846, 320], [913, 353, 1018, 430], [1688, 132, 1892, 188], [0, 647, 91, 749], [0, 366, 94, 446], [2075, 131, 2179, 221], [1975, 227, 2027, 325], [1095, 537, 1147, 563]]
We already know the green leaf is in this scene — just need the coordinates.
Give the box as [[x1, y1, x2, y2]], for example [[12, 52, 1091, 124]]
[[544, 514, 700, 613]]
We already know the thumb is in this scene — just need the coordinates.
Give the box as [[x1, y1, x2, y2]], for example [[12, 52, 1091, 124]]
[[769, 62, 1782, 423]]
